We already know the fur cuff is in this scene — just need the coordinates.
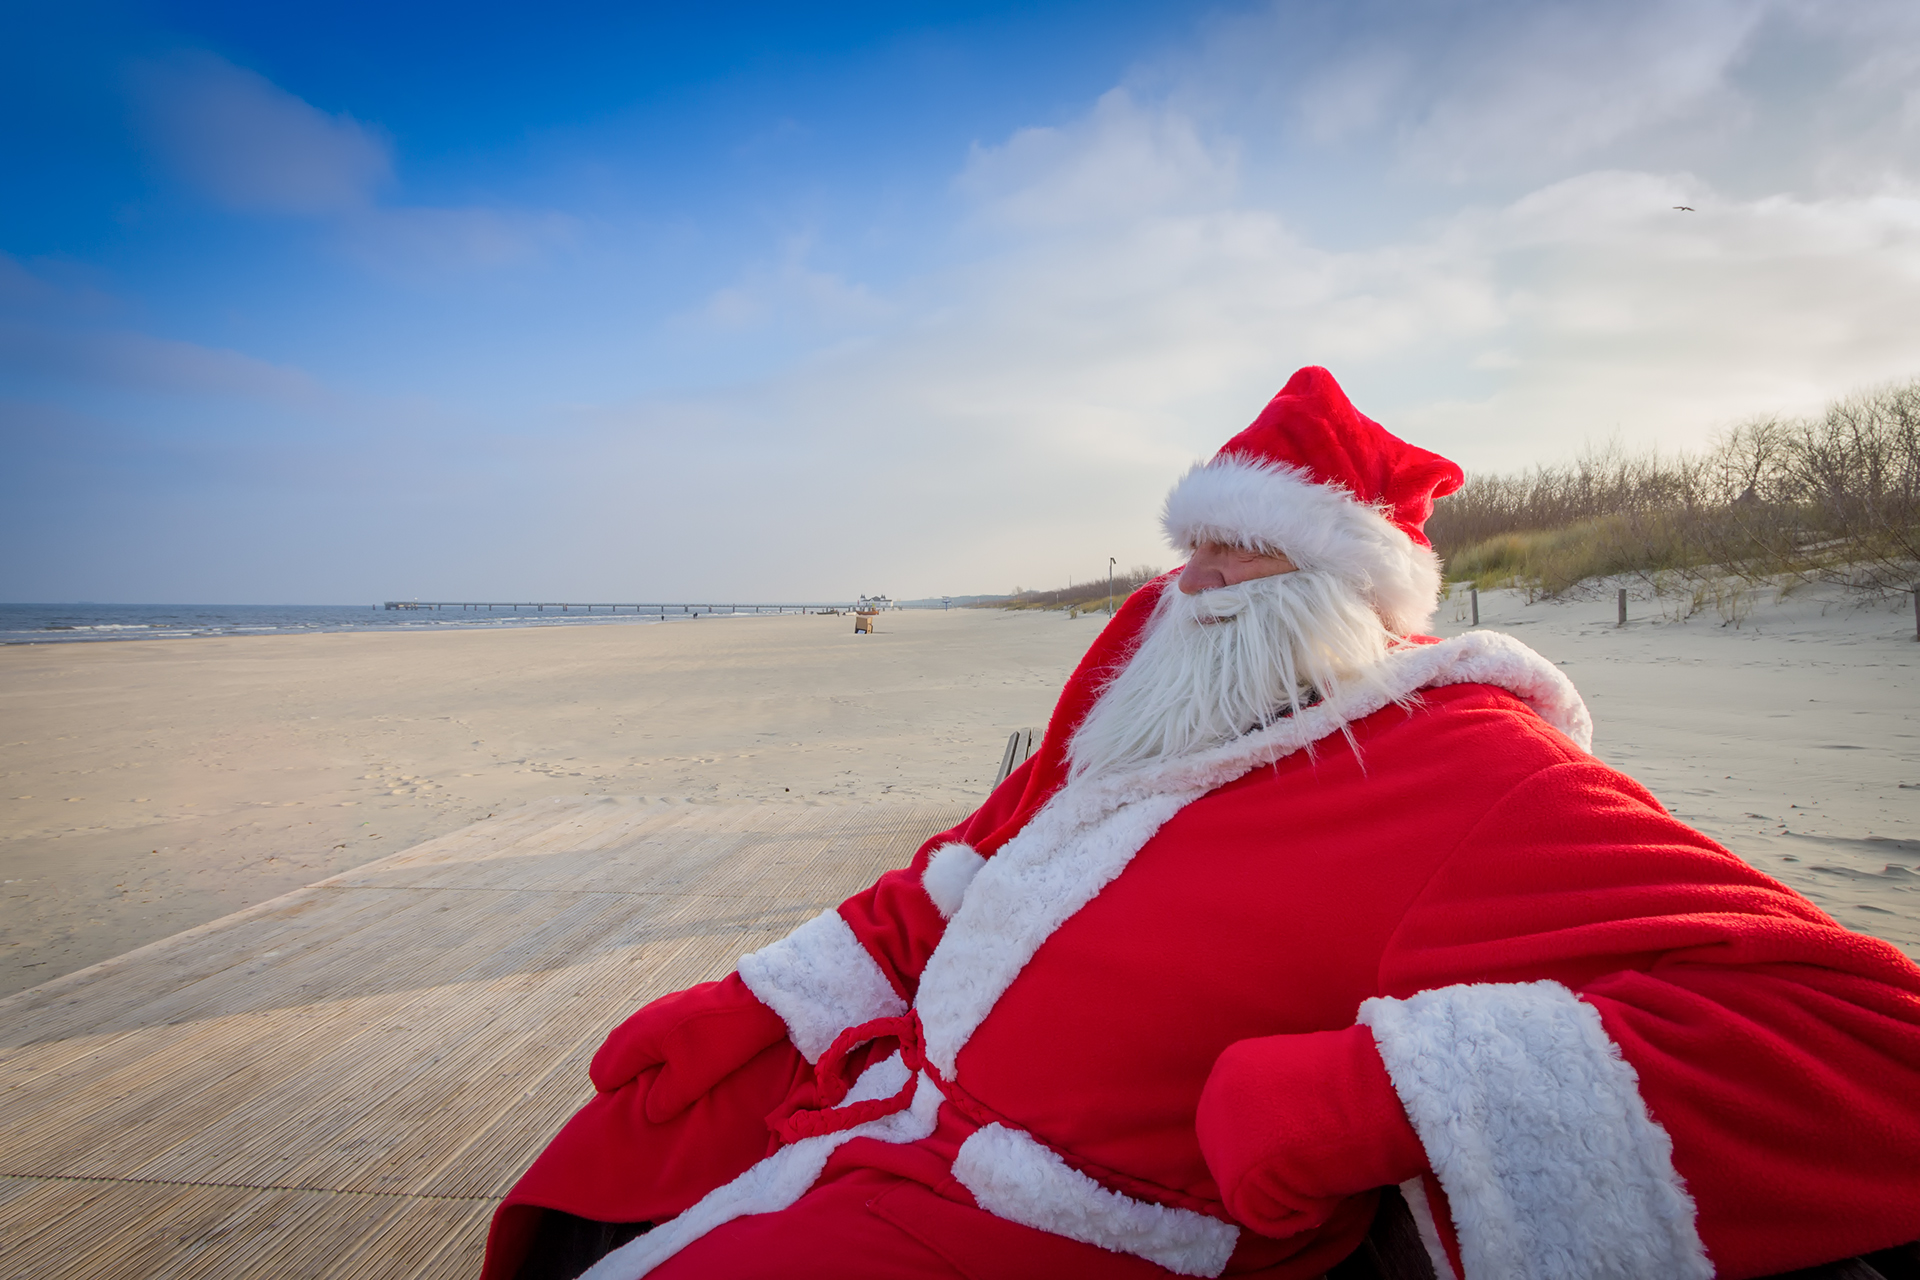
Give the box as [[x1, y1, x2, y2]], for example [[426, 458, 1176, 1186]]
[[953, 1123, 1240, 1277], [1359, 981, 1709, 1280], [1161, 456, 1443, 635], [737, 909, 907, 1063], [922, 842, 986, 919]]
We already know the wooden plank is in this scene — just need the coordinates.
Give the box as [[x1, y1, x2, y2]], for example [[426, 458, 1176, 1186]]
[[0, 1177, 234, 1280], [27, 1182, 264, 1280], [8, 1001, 426, 1179], [0, 801, 577, 1045], [0, 1174, 45, 1214], [0, 799, 965, 1278], [319, 1196, 495, 1280], [407, 1203, 494, 1280], [148, 1188, 422, 1280]]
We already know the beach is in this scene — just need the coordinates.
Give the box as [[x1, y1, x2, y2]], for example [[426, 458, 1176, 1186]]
[[0, 610, 1096, 997], [3, 590, 1916, 999]]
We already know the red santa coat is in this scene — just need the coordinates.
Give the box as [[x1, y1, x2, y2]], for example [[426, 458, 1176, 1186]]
[[482, 586, 1920, 1280]]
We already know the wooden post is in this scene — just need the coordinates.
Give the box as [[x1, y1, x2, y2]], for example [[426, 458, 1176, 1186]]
[[1617, 588, 1628, 627], [1469, 585, 1479, 626], [1913, 582, 1919, 641]]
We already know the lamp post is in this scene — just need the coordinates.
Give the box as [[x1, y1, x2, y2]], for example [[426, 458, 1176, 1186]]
[[1107, 557, 1117, 616]]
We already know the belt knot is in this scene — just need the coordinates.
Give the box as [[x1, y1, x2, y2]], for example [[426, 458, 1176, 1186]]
[[769, 1012, 930, 1143]]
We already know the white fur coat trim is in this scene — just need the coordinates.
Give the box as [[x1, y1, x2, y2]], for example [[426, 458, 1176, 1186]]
[[737, 908, 907, 1063], [922, 842, 986, 919], [1358, 981, 1710, 1280], [916, 630, 1589, 1077], [581, 1054, 941, 1280], [1161, 455, 1445, 635], [953, 1123, 1240, 1277]]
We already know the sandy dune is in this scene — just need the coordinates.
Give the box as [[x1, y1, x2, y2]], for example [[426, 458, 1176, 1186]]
[[3, 587, 1914, 998]]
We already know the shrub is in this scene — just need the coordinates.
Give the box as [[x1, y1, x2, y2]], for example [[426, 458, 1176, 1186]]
[[1429, 378, 1920, 596], [980, 564, 1165, 613]]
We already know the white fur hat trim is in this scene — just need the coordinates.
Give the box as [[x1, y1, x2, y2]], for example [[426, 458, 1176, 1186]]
[[1161, 455, 1444, 635]]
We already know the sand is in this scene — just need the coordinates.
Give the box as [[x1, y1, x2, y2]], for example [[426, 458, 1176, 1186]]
[[3, 586, 1915, 999], [0, 610, 1101, 998]]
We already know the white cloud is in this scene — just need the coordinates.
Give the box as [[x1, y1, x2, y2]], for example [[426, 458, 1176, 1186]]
[[957, 89, 1236, 228], [1403, 173, 1920, 463], [131, 53, 578, 276], [335, 205, 581, 277], [0, 254, 324, 402], [1170, 0, 1920, 196], [135, 51, 392, 214], [554, 59, 1920, 597], [690, 235, 891, 333], [1381, 0, 1763, 178], [0, 320, 322, 401]]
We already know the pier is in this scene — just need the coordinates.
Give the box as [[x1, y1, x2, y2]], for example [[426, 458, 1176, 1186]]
[[381, 601, 851, 615]]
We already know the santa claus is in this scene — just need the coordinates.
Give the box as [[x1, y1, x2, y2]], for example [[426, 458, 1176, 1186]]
[[480, 368, 1920, 1280]]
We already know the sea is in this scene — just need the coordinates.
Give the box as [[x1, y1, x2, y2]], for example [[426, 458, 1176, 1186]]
[[0, 602, 687, 644]]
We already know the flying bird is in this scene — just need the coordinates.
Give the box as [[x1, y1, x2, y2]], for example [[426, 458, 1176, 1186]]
[[1673, 205, 1695, 211]]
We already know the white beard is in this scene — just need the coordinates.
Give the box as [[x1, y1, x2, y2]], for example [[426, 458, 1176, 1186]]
[[1066, 571, 1408, 781]]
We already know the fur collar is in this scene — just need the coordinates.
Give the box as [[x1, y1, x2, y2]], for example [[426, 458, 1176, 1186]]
[[916, 629, 1588, 1077]]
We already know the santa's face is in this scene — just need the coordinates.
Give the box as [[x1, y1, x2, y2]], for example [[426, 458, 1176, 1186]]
[[1177, 541, 1298, 596]]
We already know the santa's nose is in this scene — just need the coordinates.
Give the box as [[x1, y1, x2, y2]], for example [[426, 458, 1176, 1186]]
[[1179, 564, 1222, 594]]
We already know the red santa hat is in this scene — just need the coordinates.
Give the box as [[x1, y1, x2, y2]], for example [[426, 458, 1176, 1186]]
[[1160, 366, 1465, 635]]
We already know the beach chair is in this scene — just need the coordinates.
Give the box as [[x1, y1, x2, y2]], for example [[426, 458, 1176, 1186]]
[[993, 729, 1036, 786], [854, 610, 878, 634]]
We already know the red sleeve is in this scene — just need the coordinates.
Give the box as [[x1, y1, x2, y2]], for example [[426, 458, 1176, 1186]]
[[1381, 761, 1920, 1276], [836, 755, 1042, 1001]]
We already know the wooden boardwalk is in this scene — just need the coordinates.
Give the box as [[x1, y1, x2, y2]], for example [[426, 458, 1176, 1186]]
[[0, 798, 964, 1280]]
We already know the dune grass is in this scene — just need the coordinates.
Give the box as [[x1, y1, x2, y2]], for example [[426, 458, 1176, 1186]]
[[980, 564, 1165, 614], [1430, 377, 1920, 599]]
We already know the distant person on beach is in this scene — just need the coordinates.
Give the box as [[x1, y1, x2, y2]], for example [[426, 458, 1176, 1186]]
[[480, 369, 1920, 1280]]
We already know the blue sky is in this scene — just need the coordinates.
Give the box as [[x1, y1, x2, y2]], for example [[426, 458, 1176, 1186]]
[[5, 0, 1920, 603]]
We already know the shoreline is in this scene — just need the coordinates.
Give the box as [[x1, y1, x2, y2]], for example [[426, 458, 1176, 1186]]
[[0, 601, 866, 647]]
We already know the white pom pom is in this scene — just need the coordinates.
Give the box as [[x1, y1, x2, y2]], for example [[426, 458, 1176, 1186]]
[[922, 842, 986, 919]]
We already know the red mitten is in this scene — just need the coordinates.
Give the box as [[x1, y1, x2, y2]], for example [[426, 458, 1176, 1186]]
[[1196, 1024, 1428, 1238], [589, 973, 790, 1122]]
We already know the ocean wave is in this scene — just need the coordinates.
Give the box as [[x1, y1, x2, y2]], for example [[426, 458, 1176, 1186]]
[[0, 605, 677, 644]]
